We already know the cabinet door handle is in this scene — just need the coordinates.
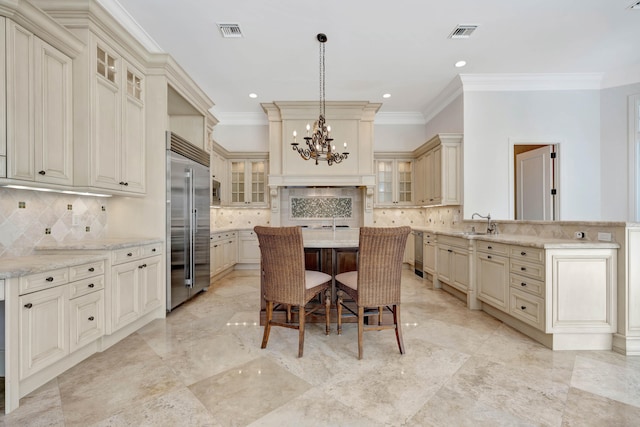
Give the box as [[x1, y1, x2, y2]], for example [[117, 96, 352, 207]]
[[487, 246, 493, 249], [124, 182, 129, 186], [88, 316, 95, 321], [24, 303, 33, 309], [88, 267, 95, 272], [38, 170, 46, 175], [138, 264, 147, 269], [127, 252, 133, 257], [521, 282, 527, 287], [152, 248, 156, 252], [521, 267, 526, 271], [88, 283, 95, 288], [520, 306, 527, 310], [487, 255, 492, 259], [46, 276, 54, 282], [521, 251, 526, 256], [447, 249, 453, 253], [119, 181, 125, 185]]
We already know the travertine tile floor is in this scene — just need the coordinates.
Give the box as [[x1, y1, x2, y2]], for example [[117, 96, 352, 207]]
[[2, 269, 640, 426]]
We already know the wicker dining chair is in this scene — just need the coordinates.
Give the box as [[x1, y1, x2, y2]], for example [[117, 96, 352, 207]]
[[254, 226, 332, 358], [335, 226, 411, 359]]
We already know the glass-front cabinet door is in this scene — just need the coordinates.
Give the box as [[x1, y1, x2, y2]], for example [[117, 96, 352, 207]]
[[229, 159, 268, 206], [374, 158, 412, 206]]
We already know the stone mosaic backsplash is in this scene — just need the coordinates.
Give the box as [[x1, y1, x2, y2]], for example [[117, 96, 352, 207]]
[[0, 188, 108, 257], [211, 208, 271, 230], [290, 197, 352, 219]]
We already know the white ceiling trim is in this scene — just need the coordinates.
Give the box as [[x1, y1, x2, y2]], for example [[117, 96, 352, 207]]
[[459, 73, 604, 92], [423, 76, 463, 124], [97, 0, 163, 53], [214, 112, 269, 126]]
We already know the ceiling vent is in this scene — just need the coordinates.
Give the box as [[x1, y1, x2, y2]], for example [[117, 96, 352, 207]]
[[217, 23, 243, 38], [448, 25, 478, 39], [630, 1, 640, 9]]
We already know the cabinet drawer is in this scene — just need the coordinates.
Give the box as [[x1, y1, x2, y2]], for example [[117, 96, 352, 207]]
[[70, 289, 105, 353], [69, 260, 105, 281], [509, 246, 544, 264], [510, 258, 545, 281], [475, 240, 509, 256], [112, 246, 142, 264], [20, 268, 69, 295], [141, 243, 162, 257], [510, 274, 544, 298], [510, 288, 545, 331], [69, 275, 105, 299]]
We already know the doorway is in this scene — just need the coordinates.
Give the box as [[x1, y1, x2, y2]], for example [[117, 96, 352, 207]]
[[514, 144, 558, 220]]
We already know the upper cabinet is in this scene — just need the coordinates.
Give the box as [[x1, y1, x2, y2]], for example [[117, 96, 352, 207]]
[[228, 158, 268, 207], [374, 156, 413, 206], [72, 35, 145, 194], [3, 19, 74, 186], [414, 133, 462, 207]]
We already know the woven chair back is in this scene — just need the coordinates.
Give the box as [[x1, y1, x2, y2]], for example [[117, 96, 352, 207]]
[[356, 226, 411, 307], [254, 226, 307, 305]]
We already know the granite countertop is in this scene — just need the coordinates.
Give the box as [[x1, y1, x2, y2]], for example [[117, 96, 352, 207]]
[[413, 227, 620, 249], [0, 253, 109, 279], [301, 228, 359, 248], [35, 237, 163, 251]]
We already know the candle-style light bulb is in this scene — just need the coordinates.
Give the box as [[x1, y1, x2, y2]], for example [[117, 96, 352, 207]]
[[327, 125, 331, 136], [344, 142, 347, 149], [306, 123, 311, 136]]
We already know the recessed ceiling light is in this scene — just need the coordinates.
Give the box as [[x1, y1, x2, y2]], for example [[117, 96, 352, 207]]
[[455, 60, 467, 68], [249, 93, 258, 98], [383, 93, 391, 98]]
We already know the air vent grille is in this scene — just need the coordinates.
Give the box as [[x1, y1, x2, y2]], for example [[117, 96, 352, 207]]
[[217, 23, 243, 38], [631, 1, 640, 9], [448, 25, 478, 39]]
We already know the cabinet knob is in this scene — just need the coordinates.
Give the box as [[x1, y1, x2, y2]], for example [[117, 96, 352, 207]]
[[520, 306, 527, 310], [46, 276, 54, 282], [521, 282, 527, 287], [487, 255, 492, 259], [24, 303, 33, 309], [88, 267, 95, 272], [521, 251, 526, 256], [124, 182, 129, 186], [38, 170, 46, 175], [521, 267, 526, 271], [487, 246, 493, 249], [88, 283, 95, 288], [447, 249, 453, 253], [88, 316, 95, 321], [119, 181, 125, 185], [138, 264, 147, 269], [152, 248, 156, 252], [127, 252, 133, 257]]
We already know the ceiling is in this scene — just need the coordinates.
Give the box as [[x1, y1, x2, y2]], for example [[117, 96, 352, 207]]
[[104, 0, 640, 125]]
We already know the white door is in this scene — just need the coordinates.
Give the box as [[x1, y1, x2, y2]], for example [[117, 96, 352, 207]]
[[516, 146, 556, 220]]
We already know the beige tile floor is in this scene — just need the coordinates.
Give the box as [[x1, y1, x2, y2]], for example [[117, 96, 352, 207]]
[[2, 269, 640, 426]]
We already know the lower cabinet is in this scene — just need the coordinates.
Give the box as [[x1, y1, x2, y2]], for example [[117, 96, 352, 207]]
[[436, 235, 470, 293], [238, 230, 260, 264], [423, 233, 436, 275], [210, 231, 237, 276], [476, 241, 510, 311], [108, 243, 163, 334], [69, 289, 105, 353]]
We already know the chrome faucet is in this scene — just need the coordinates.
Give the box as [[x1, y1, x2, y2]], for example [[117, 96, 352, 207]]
[[472, 212, 497, 234]]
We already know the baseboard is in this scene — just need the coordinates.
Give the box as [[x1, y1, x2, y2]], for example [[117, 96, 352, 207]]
[[613, 333, 640, 356]]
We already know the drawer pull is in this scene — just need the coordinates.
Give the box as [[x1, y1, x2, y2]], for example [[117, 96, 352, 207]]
[[521, 251, 526, 256], [447, 249, 453, 253], [487, 245, 493, 249], [521, 267, 526, 271], [138, 264, 147, 269], [521, 282, 527, 287], [38, 170, 46, 175], [88, 316, 95, 321], [520, 305, 527, 310], [127, 252, 133, 257], [24, 303, 33, 309], [88, 267, 95, 272], [88, 283, 95, 288], [152, 248, 156, 252], [487, 255, 492, 259], [46, 276, 54, 282]]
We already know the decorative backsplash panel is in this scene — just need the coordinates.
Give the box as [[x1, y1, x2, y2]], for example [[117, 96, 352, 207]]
[[290, 197, 352, 219], [0, 188, 108, 257]]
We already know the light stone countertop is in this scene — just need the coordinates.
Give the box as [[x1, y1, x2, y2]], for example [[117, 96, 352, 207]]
[[301, 228, 359, 248], [0, 253, 109, 279], [0, 238, 163, 279]]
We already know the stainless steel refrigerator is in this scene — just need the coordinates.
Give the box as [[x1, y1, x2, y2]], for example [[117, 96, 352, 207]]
[[166, 131, 210, 311]]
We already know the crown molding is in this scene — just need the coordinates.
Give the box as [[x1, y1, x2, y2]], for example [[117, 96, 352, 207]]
[[96, 0, 163, 53], [459, 73, 603, 92], [214, 112, 269, 126], [374, 112, 426, 125], [423, 75, 463, 124]]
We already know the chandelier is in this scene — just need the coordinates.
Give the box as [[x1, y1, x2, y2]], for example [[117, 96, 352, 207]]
[[291, 33, 348, 166]]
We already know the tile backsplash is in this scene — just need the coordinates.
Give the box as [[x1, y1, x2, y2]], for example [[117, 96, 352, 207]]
[[0, 188, 108, 257]]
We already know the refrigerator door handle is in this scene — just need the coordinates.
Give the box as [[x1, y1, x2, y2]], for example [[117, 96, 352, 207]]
[[186, 169, 194, 288]]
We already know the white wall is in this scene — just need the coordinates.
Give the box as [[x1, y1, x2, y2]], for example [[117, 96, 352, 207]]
[[463, 90, 601, 220], [373, 124, 429, 152], [600, 82, 640, 221], [423, 94, 464, 140], [213, 124, 269, 152]]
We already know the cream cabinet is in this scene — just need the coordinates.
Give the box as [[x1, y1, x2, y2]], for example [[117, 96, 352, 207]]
[[229, 159, 267, 206], [413, 134, 462, 206], [4, 20, 73, 186], [476, 241, 510, 311], [436, 235, 470, 293], [374, 157, 413, 206], [238, 230, 261, 264], [423, 232, 436, 275], [108, 243, 163, 334], [71, 33, 145, 195], [210, 231, 237, 276]]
